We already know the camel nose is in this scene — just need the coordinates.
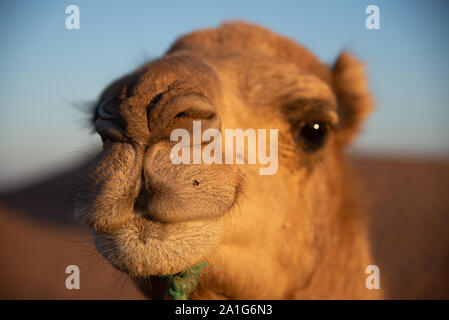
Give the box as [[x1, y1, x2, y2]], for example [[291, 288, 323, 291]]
[[147, 93, 221, 141]]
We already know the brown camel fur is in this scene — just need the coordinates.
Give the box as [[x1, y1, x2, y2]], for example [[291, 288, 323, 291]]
[[73, 21, 381, 299]]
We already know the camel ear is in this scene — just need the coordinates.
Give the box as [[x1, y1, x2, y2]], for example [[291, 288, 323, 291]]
[[332, 52, 374, 146]]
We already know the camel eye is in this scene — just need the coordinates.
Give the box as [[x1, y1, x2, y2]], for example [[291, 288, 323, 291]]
[[298, 121, 329, 152]]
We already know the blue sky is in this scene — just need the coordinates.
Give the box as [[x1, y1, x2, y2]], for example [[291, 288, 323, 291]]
[[1, 0, 448, 190]]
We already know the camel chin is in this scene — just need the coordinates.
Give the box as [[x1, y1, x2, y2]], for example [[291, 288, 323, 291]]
[[92, 216, 225, 277]]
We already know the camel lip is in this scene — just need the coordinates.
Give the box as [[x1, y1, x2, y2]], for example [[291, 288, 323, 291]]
[[92, 214, 225, 277], [76, 167, 242, 231]]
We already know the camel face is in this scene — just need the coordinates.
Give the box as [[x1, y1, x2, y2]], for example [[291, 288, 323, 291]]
[[74, 22, 374, 299]]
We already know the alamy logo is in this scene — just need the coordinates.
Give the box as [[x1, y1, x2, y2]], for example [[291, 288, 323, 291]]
[[65, 5, 80, 30], [365, 5, 380, 30], [365, 265, 380, 289], [65, 265, 80, 290], [170, 121, 278, 175]]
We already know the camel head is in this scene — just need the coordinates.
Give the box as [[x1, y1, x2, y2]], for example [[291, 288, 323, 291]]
[[74, 22, 375, 299]]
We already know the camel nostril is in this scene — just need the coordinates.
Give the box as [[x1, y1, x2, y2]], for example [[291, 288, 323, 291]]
[[148, 93, 222, 138], [173, 105, 221, 134], [174, 108, 216, 121], [97, 97, 116, 120], [95, 97, 130, 142]]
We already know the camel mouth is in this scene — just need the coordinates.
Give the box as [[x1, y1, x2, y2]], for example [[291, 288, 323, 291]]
[[72, 139, 240, 277], [93, 213, 225, 277], [76, 167, 240, 276], [73, 162, 238, 277], [88, 175, 229, 277]]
